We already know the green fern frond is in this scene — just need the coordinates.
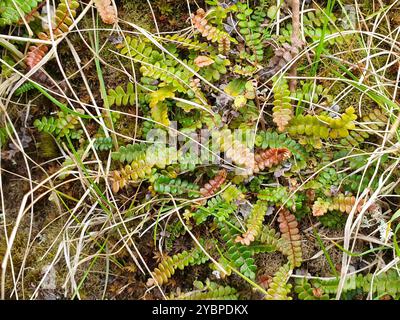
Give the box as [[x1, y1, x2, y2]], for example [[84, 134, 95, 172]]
[[235, 200, 268, 245], [15, 81, 35, 96], [107, 83, 136, 107], [0, 0, 43, 26], [94, 136, 112, 151], [219, 220, 257, 280], [193, 195, 237, 225], [265, 263, 292, 300], [294, 278, 330, 300], [255, 131, 308, 161], [272, 77, 293, 132], [146, 245, 209, 286], [153, 175, 200, 198]]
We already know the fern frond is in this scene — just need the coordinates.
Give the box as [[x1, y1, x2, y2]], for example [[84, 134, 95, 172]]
[[149, 87, 175, 126], [287, 107, 357, 144], [153, 175, 200, 198], [146, 246, 209, 286], [33, 110, 83, 139], [15, 81, 35, 96], [265, 263, 292, 300], [94, 0, 117, 24], [255, 131, 308, 161], [161, 34, 210, 52], [94, 136, 112, 151], [294, 278, 330, 300], [111, 143, 148, 163], [193, 195, 236, 225], [235, 200, 268, 245], [219, 221, 257, 280], [312, 194, 375, 216], [107, 83, 136, 107], [277, 208, 302, 268], [253, 148, 291, 173], [25, 45, 48, 70], [38, 0, 79, 39], [191, 8, 233, 53], [272, 77, 293, 132], [200, 169, 227, 198], [258, 187, 303, 211], [214, 129, 255, 175], [236, 2, 267, 61], [0, 0, 43, 26]]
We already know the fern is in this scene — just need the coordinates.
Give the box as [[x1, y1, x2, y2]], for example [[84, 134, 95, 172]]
[[214, 128, 255, 175], [161, 34, 210, 52], [33, 111, 83, 139], [312, 270, 400, 298], [287, 107, 357, 146], [264, 263, 292, 300], [0, 0, 42, 26], [255, 131, 308, 161], [294, 278, 330, 300], [111, 143, 148, 163], [15, 81, 35, 96], [236, 2, 267, 62], [191, 8, 233, 54], [272, 77, 293, 132], [94, 0, 117, 24], [38, 0, 80, 39], [25, 45, 48, 70], [170, 279, 238, 300], [253, 148, 291, 173], [94, 136, 112, 151], [149, 86, 175, 126], [219, 220, 257, 280], [235, 200, 268, 245], [277, 208, 302, 268], [312, 194, 374, 216], [193, 195, 237, 225], [258, 187, 303, 212], [153, 175, 200, 198], [279, 9, 342, 46], [107, 83, 136, 107], [200, 169, 227, 198], [146, 245, 209, 286]]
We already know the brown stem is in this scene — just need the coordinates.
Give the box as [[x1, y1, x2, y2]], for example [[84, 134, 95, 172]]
[[289, 0, 301, 93]]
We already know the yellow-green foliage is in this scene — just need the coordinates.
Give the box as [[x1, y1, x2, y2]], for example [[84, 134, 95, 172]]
[[147, 245, 209, 286], [265, 263, 292, 300], [235, 200, 268, 245], [272, 77, 293, 132], [287, 106, 357, 147]]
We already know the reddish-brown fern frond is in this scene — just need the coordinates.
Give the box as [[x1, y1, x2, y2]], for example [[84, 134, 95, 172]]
[[190, 8, 231, 53], [94, 0, 117, 24], [253, 148, 291, 173], [26, 45, 49, 70], [200, 169, 227, 198], [277, 208, 302, 268]]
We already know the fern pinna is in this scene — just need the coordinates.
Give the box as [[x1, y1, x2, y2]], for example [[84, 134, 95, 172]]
[[169, 279, 238, 300]]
